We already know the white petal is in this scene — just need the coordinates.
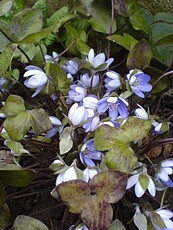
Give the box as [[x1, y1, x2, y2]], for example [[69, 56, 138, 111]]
[[126, 174, 139, 189], [71, 106, 88, 126], [164, 219, 173, 228], [49, 116, 62, 126], [135, 181, 145, 197], [107, 97, 118, 103], [157, 168, 169, 182], [68, 103, 78, 121], [106, 71, 119, 79], [162, 160, 173, 167], [156, 209, 173, 219], [164, 167, 173, 175], [27, 74, 47, 87], [63, 167, 77, 181], [88, 49, 94, 65], [56, 174, 64, 186], [23, 69, 45, 77], [93, 53, 105, 68], [148, 178, 156, 197]]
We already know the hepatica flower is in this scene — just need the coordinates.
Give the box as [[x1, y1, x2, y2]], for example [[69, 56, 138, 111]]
[[86, 48, 114, 71], [97, 96, 129, 120], [104, 71, 121, 92], [80, 73, 99, 88], [80, 138, 103, 167], [46, 116, 63, 138], [127, 164, 156, 197], [83, 167, 99, 182], [63, 59, 79, 75], [68, 83, 87, 102], [155, 159, 173, 188], [68, 103, 88, 127], [148, 209, 173, 230], [134, 104, 149, 120], [127, 69, 152, 98], [23, 65, 48, 97], [44, 51, 59, 63]]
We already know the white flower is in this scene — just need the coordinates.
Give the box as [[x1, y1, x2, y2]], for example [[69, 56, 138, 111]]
[[23, 65, 48, 97], [151, 120, 163, 133], [156, 159, 173, 188], [68, 103, 88, 126], [80, 73, 99, 88], [83, 167, 99, 182], [83, 95, 98, 110], [134, 104, 149, 120], [127, 164, 156, 197], [105, 71, 121, 92], [148, 208, 173, 230], [86, 48, 114, 70], [56, 166, 78, 186], [45, 51, 59, 63]]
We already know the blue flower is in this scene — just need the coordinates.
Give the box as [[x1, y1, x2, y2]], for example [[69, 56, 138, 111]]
[[156, 159, 173, 188], [83, 111, 100, 132], [46, 116, 63, 138], [97, 96, 129, 120], [80, 138, 103, 166], [104, 71, 121, 92], [127, 69, 152, 98], [63, 59, 79, 75], [23, 65, 48, 97], [86, 48, 114, 71], [44, 51, 59, 63]]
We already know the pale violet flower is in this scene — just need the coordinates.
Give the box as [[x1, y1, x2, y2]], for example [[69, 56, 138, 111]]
[[80, 138, 103, 167], [155, 159, 173, 188], [63, 59, 79, 75], [104, 71, 121, 92], [68, 103, 88, 127], [86, 48, 114, 71], [127, 69, 152, 98], [148, 209, 173, 230], [83, 113, 100, 132], [82, 95, 98, 110], [45, 51, 59, 63], [83, 167, 99, 182], [69, 223, 89, 230], [151, 120, 163, 134], [46, 116, 63, 138], [134, 104, 149, 120], [68, 83, 87, 102], [23, 65, 48, 97], [80, 73, 99, 88], [97, 96, 129, 120], [127, 164, 156, 197]]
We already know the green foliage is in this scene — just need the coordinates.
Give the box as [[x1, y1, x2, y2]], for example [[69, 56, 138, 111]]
[[0, 162, 35, 187], [94, 117, 151, 173], [0, 203, 11, 229], [109, 219, 126, 230], [0, 0, 13, 17], [59, 127, 73, 155], [13, 215, 49, 230], [56, 170, 127, 229]]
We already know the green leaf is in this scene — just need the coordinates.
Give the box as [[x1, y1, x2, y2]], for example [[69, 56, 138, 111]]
[[150, 212, 166, 228], [6, 140, 29, 156], [16, 43, 36, 63], [59, 127, 73, 155], [57, 180, 91, 213], [0, 203, 10, 228], [3, 111, 30, 141], [0, 44, 18, 76], [139, 174, 149, 190], [127, 39, 152, 69], [155, 34, 173, 46], [89, 4, 116, 34], [0, 95, 25, 116], [46, 6, 69, 27], [20, 25, 55, 44], [107, 33, 138, 51], [81, 199, 113, 230], [133, 206, 147, 230], [94, 117, 151, 147], [48, 63, 71, 94], [13, 215, 49, 230], [89, 170, 127, 203], [29, 109, 52, 136], [0, 0, 13, 17], [77, 40, 90, 55], [127, 0, 150, 34], [109, 219, 126, 230], [0, 31, 10, 52], [0, 162, 35, 187], [105, 146, 137, 173]]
